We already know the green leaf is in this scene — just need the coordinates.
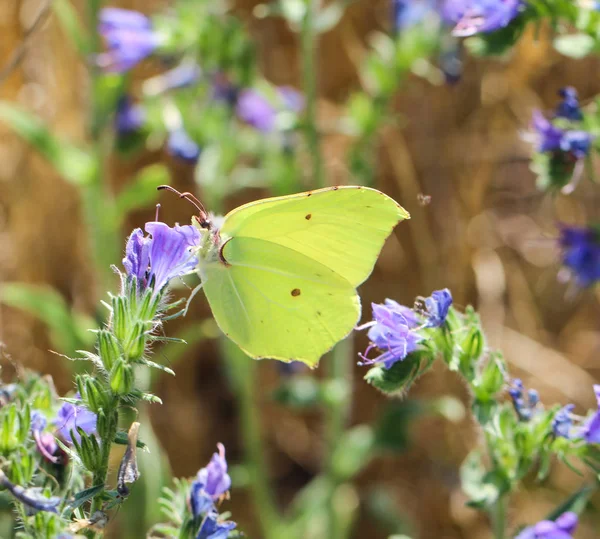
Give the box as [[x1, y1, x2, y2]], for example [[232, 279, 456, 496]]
[[113, 430, 148, 450], [0, 102, 95, 186], [114, 164, 171, 223], [0, 283, 96, 355], [554, 34, 595, 59], [545, 484, 595, 521], [52, 0, 89, 55], [331, 425, 376, 481]]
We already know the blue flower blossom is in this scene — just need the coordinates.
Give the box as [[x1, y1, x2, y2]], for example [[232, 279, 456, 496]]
[[443, 0, 522, 37], [532, 111, 592, 159], [123, 222, 201, 294], [358, 301, 423, 369], [558, 224, 600, 288], [97, 8, 162, 73], [0, 470, 61, 514], [516, 511, 578, 539], [552, 404, 575, 439], [581, 385, 600, 443], [196, 510, 237, 539], [236, 87, 303, 133], [508, 379, 539, 422], [393, 0, 436, 30], [31, 411, 58, 463], [423, 288, 453, 328], [167, 129, 201, 163], [555, 87, 583, 121], [190, 443, 232, 518], [115, 95, 145, 136], [54, 395, 97, 445]]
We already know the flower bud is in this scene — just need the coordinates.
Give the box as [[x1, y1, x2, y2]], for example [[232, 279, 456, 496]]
[[110, 359, 134, 395], [98, 330, 121, 371], [112, 296, 130, 343], [124, 321, 148, 362]]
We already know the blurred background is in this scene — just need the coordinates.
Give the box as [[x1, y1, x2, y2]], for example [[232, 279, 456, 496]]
[[1, 0, 600, 537]]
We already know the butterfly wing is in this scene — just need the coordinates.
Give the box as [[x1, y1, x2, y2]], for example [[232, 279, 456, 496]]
[[202, 186, 409, 366], [202, 237, 360, 366], [220, 186, 409, 287]]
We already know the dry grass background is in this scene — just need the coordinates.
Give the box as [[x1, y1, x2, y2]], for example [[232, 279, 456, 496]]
[[1, 0, 600, 537]]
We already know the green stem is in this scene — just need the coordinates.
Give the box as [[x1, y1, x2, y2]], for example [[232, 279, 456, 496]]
[[301, 0, 324, 188], [324, 338, 353, 539], [225, 341, 283, 539], [489, 496, 506, 539]]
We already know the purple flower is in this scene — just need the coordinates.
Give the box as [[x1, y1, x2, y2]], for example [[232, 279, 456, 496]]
[[443, 0, 522, 37], [236, 87, 304, 133], [532, 111, 592, 159], [115, 95, 145, 136], [31, 411, 59, 463], [145, 62, 202, 95], [167, 129, 201, 163], [552, 404, 575, 439], [508, 379, 539, 422], [516, 511, 578, 539], [54, 396, 97, 445], [190, 443, 232, 518], [196, 510, 237, 539], [581, 385, 600, 443], [558, 225, 600, 288], [97, 8, 161, 73], [555, 87, 583, 121], [358, 301, 422, 369], [0, 470, 61, 514], [423, 288, 453, 327], [123, 228, 151, 282], [123, 222, 201, 294], [393, 0, 437, 30], [532, 111, 566, 153]]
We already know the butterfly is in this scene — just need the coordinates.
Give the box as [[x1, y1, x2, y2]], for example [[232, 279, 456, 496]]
[[161, 185, 409, 367]]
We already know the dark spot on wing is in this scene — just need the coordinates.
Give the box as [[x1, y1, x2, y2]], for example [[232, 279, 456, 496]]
[[306, 192, 312, 197], [315, 273, 322, 277], [305, 214, 312, 220], [291, 288, 301, 297], [317, 311, 322, 316]]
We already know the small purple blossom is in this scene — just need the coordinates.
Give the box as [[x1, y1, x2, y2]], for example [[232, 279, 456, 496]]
[[236, 87, 303, 133], [115, 96, 145, 136], [558, 224, 600, 288], [0, 470, 61, 514], [31, 411, 59, 463], [393, 0, 436, 30], [123, 222, 201, 294], [508, 379, 539, 422], [532, 111, 592, 159], [167, 129, 201, 163], [196, 510, 237, 539], [581, 384, 600, 443], [516, 511, 578, 539], [552, 404, 575, 439], [423, 288, 453, 327], [443, 0, 522, 37], [54, 395, 97, 445], [555, 87, 583, 121], [358, 301, 423, 369], [190, 443, 232, 518], [97, 8, 161, 73]]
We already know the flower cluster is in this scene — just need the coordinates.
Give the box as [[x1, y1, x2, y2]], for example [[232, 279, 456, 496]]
[[123, 221, 201, 295], [357, 288, 452, 369], [443, 0, 523, 37], [557, 224, 600, 288], [516, 511, 578, 539], [531, 88, 592, 161], [553, 385, 600, 443], [508, 379, 540, 421]]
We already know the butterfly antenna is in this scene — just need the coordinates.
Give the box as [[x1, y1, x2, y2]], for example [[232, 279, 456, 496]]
[[157, 185, 211, 229]]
